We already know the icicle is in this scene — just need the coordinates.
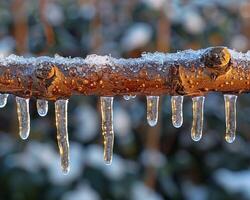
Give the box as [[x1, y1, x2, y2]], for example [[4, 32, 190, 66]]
[[0, 94, 8, 108], [171, 96, 184, 128], [55, 99, 70, 174], [191, 96, 205, 141], [224, 94, 237, 143], [36, 99, 48, 117], [100, 97, 114, 165], [16, 97, 30, 140], [146, 96, 159, 127]]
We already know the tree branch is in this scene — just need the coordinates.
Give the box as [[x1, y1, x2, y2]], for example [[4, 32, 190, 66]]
[[0, 46, 248, 100]]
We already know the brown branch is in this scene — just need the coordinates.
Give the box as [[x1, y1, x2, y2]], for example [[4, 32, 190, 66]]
[[0, 47, 249, 100]]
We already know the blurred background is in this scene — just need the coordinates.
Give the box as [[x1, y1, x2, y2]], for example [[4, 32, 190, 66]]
[[0, 0, 249, 199]]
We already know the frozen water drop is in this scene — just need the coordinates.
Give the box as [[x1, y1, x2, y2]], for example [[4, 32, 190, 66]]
[[123, 95, 131, 100], [36, 99, 48, 117], [146, 96, 159, 127], [224, 94, 237, 143], [55, 99, 70, 174], [191, 96, 205, 141], [16, 97, 30, 140], [171, 96, 183, 128], [0, 93, 8, 108], [123, 95, 136, 100], [100, 96, 114, 165]]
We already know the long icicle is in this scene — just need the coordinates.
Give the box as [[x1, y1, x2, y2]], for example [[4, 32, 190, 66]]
[[55, 99, 70, 174], [191, 96, 205, 141], [224, 94, 237, 143], [36, 99, 48, 117], [16, 97, 30, 140], [146, 96, 159, 127], [0, 94, 8, 108], [100, 97, 114, 165], [171, 96, 184, 128]]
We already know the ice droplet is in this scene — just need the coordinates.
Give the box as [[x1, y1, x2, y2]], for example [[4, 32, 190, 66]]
[[36, 99, 48, 117], [16, 97, 30, 140], [123, 95, 136, 100], [146, 96, 159, 127], [0, 93, 8, 108], [55, 99, 70, 174], [191, 96, 205, 141], [224, 94, 237, 143], [100, 96, 114, 165], [171, 96, 183, 128]]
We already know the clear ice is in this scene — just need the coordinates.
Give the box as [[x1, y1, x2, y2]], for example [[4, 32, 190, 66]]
[[55, 99, 70, 174], [191, 96, 205, 141], [0, 93, 8, 108], [36, 99, 48, 117], [224, 94, 237, 143], [146, 96, 159, 127], [123, 95, 136, 100], [16, 97, 30, 140], [171, 96, 184, 128], [100, 97, 114, 165]]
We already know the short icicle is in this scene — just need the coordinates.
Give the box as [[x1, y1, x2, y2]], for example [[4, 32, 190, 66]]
[[224, 94, 237, 143], [36, 99, 48, 117], [146, 96, 159, 127], [0, 94, 9, 108], [16, 97, 30, 140], [123, 95, 136, 100], [100, 96, 114, 165], [171, 96, 184, 128], [55, 99, 70, 174], [191, 96, 205, 141]]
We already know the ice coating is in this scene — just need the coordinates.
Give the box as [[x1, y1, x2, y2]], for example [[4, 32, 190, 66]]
[[100, 97, 114, 165], [36, 99, 48, 117], [16, 97, 30, 140], [191, 96, 205, 141], [224, 94, 237, 143], [171, 96, 184, 128], [0, 48, 247, 69], [146, 96, 159, 127], [0, 93, 8, 108], [55, 99, 70, 174]]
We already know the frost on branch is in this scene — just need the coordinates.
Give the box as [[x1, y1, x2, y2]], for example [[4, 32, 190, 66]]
[[0, 46, 249, 172]]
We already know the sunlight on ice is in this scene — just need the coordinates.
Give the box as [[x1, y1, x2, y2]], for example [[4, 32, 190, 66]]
[[55, 99, 70, 174], [146, 96, 159, 127], [0, 93, 8, 108], [16, 97, 30, 140], [171, 96, 183, 128], [191, 96, 205, 141], [37, 99, 48, 117], [100, 97, 114, 165], [224, 94, 237, 143]]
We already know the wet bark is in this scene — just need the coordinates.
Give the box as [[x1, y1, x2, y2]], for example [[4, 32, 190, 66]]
[[0, 46, 248, 100]]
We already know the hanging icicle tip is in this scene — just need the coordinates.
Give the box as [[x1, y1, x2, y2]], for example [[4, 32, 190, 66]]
[[37, 99, 48, 117], [191, 96, 205, 142], [146, 96, 159, 127], [224, 94, 237, 143], [55, 99, 70, 174], [100, 96, 114, 165], [171, 96, 184, 128], [16, 97, 30, 140], [0, 94, 9, 108]]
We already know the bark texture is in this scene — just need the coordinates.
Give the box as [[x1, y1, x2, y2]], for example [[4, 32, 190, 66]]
[[0, 46, 248, 100]]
